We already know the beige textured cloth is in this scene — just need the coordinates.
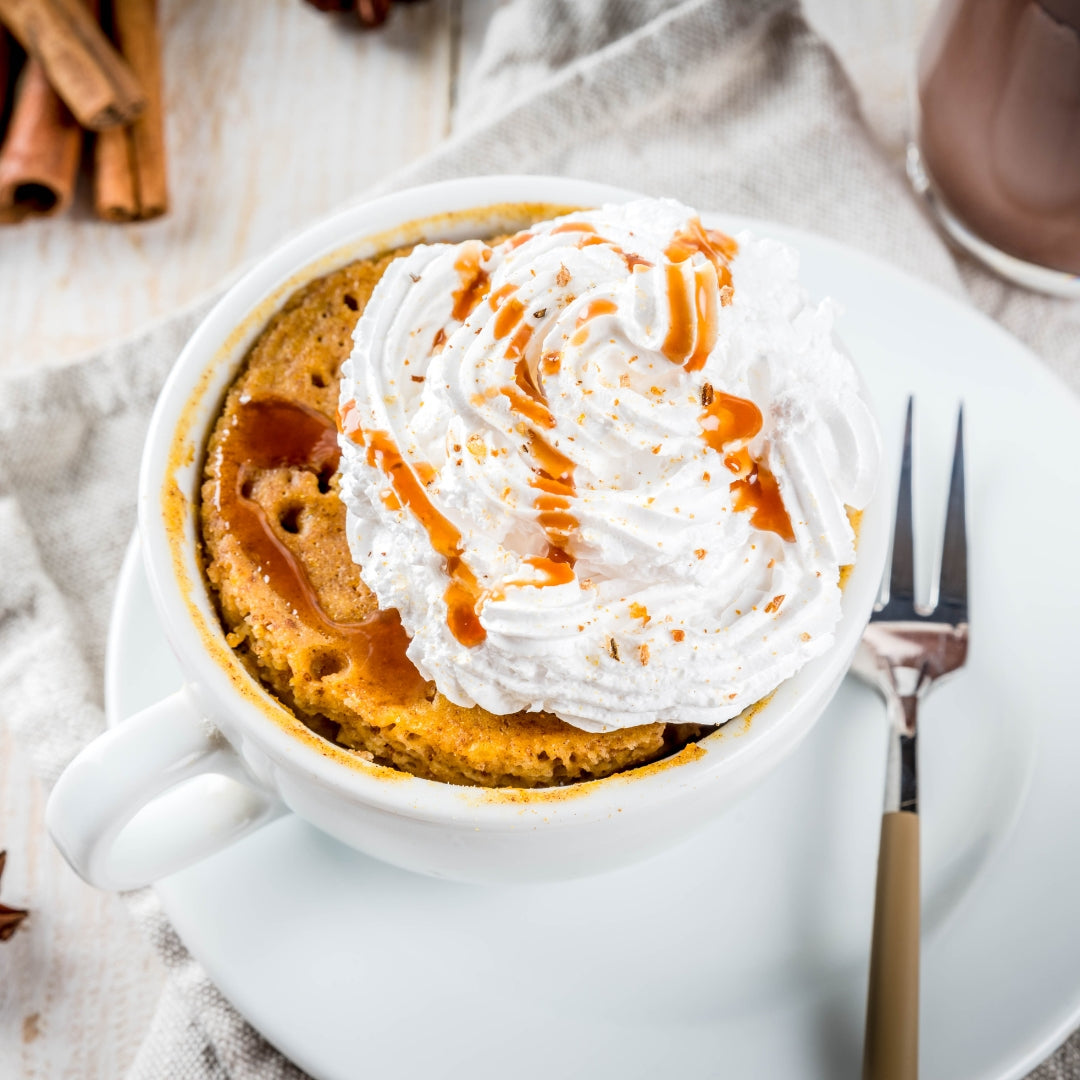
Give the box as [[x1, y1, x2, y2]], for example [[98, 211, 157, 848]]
[[1, 1, 1077, 1076]]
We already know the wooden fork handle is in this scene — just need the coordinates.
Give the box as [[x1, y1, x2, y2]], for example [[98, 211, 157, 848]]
[[863, 810, 920, 1080]]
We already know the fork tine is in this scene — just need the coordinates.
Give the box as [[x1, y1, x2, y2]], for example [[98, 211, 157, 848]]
[[936, 405, 968, 625], [887, 397, 916, 607]]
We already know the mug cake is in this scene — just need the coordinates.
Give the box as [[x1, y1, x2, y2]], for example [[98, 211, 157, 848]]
[[200, 199, 878, 789]]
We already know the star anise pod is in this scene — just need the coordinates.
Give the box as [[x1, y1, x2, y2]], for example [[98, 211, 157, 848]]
[[303, 0, 424, 29], [0, 851, 29, 942]]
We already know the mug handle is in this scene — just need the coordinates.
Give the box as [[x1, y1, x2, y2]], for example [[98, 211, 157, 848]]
[[46, 687, 286, 891]]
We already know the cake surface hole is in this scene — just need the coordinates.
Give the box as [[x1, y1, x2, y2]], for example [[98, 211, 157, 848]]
[[309, 648, 347, 680], [279, 505, 303, 534]]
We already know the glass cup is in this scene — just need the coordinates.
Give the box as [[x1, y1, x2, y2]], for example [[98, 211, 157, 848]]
[[908, 0, 1080, 296]]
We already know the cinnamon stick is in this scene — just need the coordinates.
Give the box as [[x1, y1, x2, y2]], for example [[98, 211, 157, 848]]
[[89, 0, 134, 220], [0, 25, 14, 127], [107, 0, 165, 217], [0, 53, 81, 219], [93, 121, 134, 219], [0, 0, 144, 130]]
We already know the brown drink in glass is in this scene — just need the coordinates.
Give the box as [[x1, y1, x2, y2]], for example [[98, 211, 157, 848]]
[[911, 0, 1080, 295]]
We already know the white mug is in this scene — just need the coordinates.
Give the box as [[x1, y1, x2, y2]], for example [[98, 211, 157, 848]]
[[46, 176, 890, 891]]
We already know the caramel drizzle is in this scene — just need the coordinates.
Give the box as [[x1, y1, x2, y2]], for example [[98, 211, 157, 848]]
[[579, 234, 652, 273], [340, 400, 487, 647], [541, 350, 562, 376], [531, 457, 577, 555], [488, 282, 516, 309], [661, 219, 736, 371], [661, 262, 695, 365], [501, 550, 576, 591], [215, 397, 426, 695], [493, 295, 526, 340], [666, 218, 738, 284], [657, 220, 791, 538], [523, 398, 579, 567], [505, 321, 533, 361], [569, 297, 618, 348], [513, 381, 580, 572], [700, 388, 761, 467], [550, 221, 652, 273], [501, 337, 554, 429], [492, 281, 554, 430], [731, 463, 794, 543], [451, 247, 491, 322], [699, 387, 794, 542]]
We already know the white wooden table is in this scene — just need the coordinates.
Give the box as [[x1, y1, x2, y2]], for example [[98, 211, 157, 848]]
[[0, 1, 493, 1074]]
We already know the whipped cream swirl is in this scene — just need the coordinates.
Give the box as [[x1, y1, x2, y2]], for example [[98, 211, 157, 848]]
[[338, 199, 879, 731]]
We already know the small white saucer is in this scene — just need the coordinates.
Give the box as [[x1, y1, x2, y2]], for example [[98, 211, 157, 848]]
[[107, 223, 1080, 1080]]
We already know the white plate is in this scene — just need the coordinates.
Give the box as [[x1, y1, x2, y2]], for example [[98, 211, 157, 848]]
[[107, 219, 1080, 1080]]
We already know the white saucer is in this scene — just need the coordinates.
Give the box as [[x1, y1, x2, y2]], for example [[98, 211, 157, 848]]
[[107, 221, 1080, 1080]]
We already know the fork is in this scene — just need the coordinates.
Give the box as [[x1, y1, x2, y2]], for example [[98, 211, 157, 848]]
[[853, 397, 969, 1080]]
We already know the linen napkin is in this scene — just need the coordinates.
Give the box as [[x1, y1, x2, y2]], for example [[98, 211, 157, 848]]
[[1, 1, 1077, 1077]]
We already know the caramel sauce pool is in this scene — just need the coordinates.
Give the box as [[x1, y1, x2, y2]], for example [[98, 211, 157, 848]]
[[212, 396, 426, 695]]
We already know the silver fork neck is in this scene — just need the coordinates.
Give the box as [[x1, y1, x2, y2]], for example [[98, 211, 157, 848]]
[[884, 711, 918, 815]]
